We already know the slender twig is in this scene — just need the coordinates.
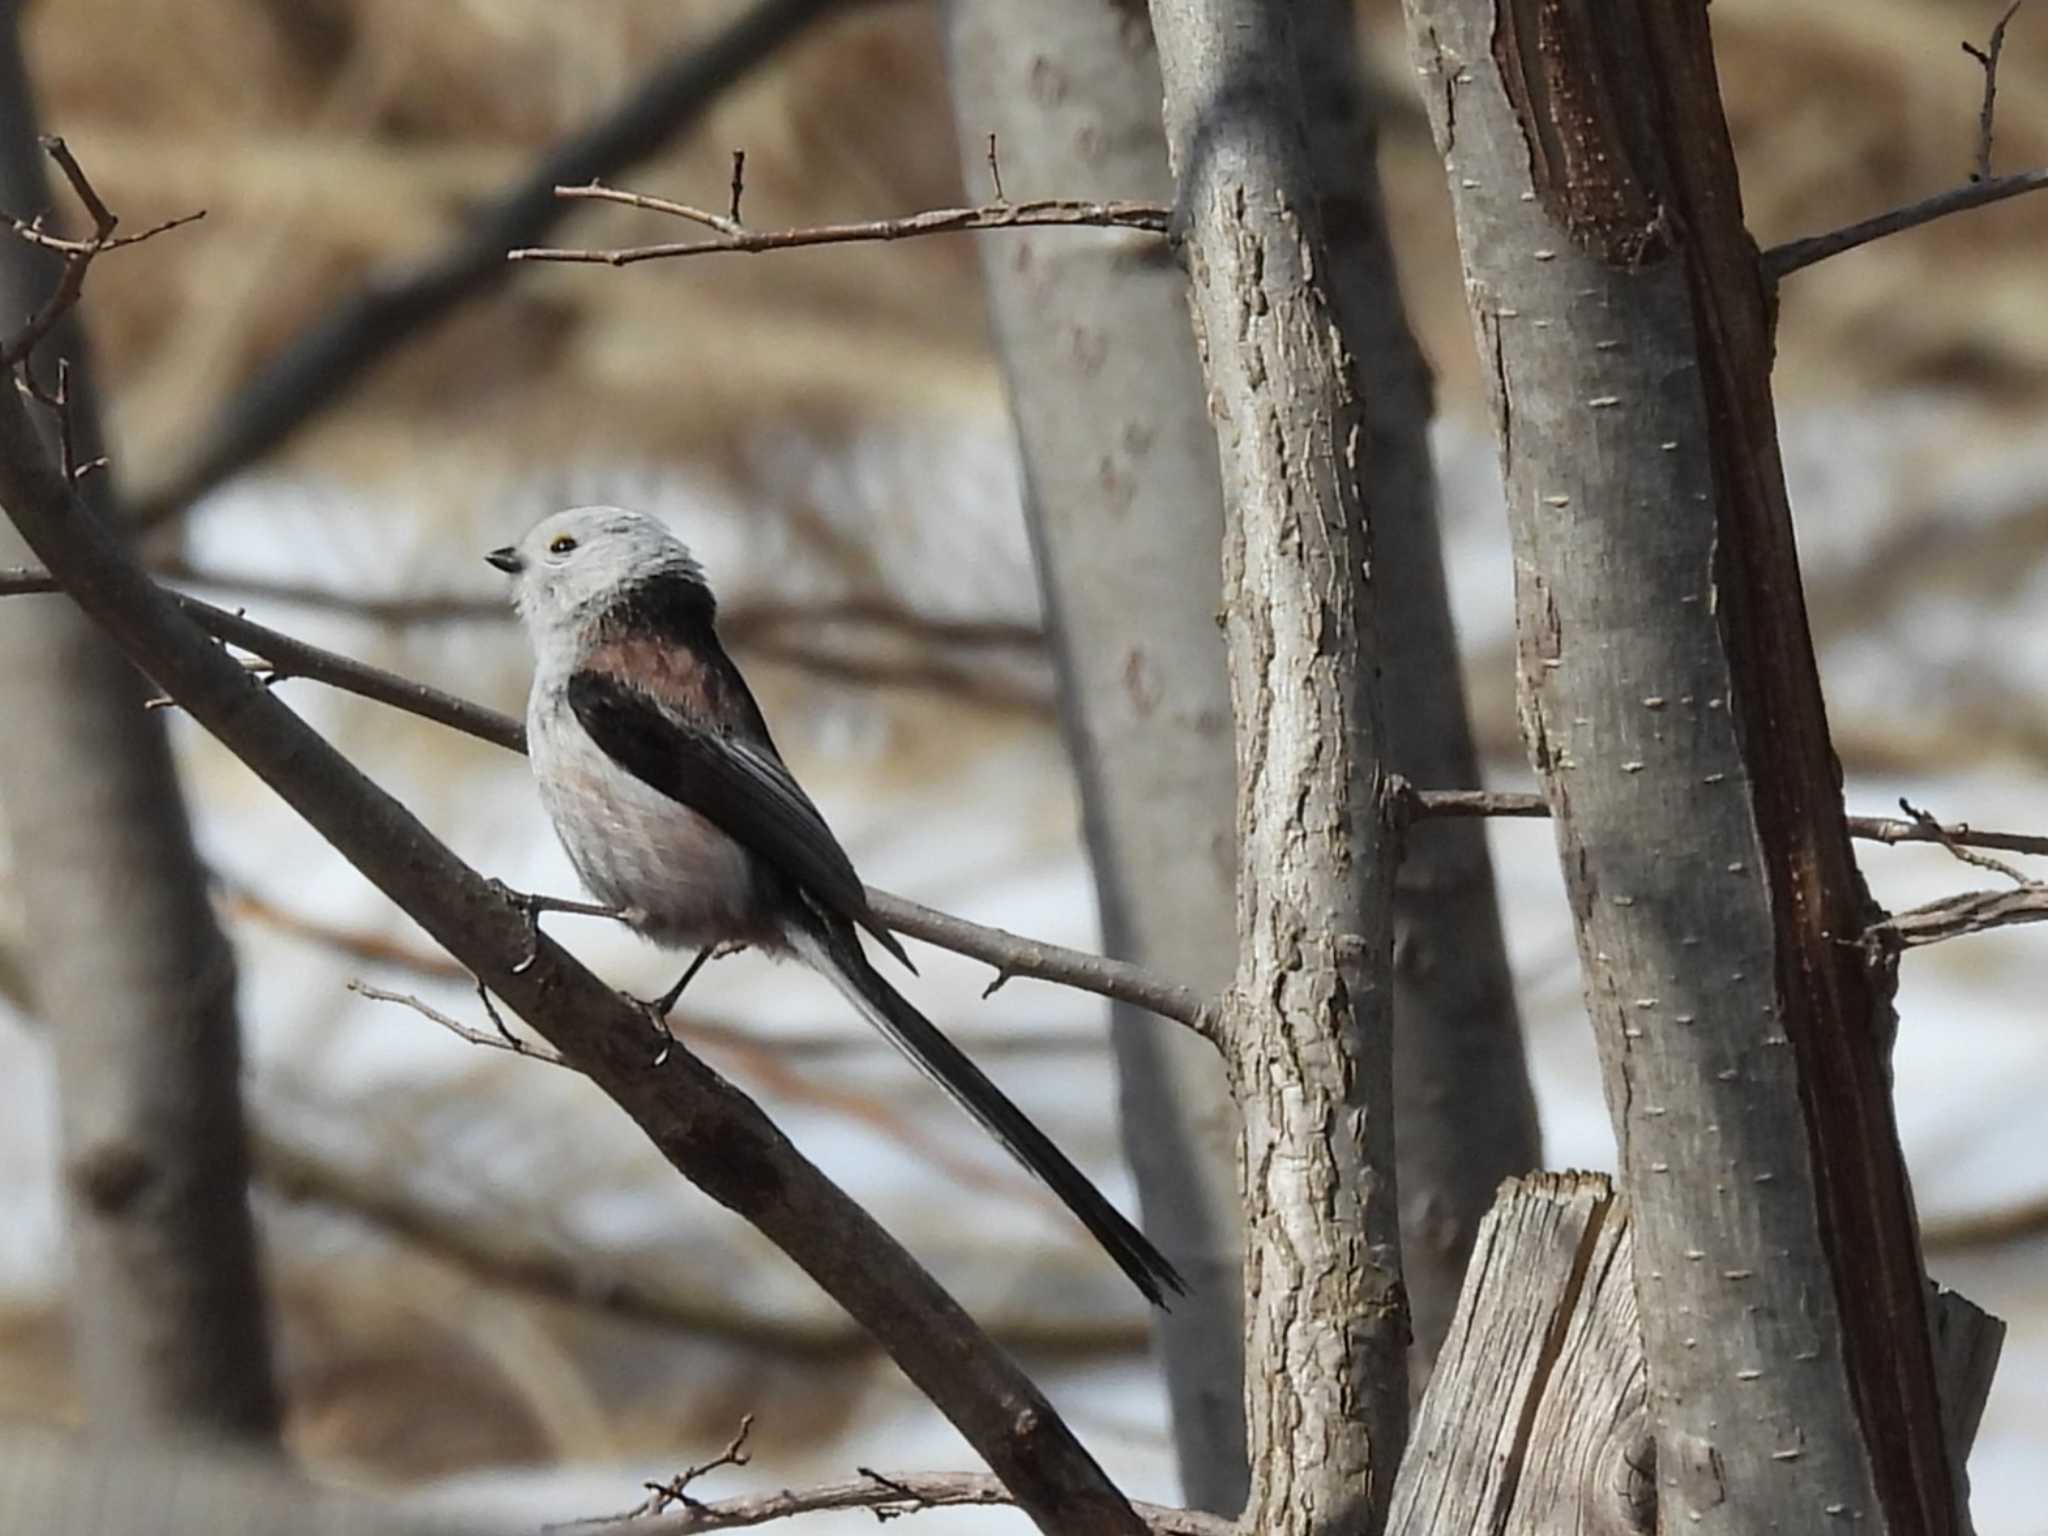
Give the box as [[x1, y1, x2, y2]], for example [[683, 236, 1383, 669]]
[[124, 0, 859, 533], [1964, 1, 2025, 181], [0, 137, 204, 366], [1764, 169, 2048, 279], [986, 133, 1006, 202], [565, 1418, 758, 1527], [867, 890, 1221, 1045], [727, 150, 747, 225], [575, 1470, 1233, 1536], [1766, 4, 2041, 279], [1898, 797, 2034, 885], [348, 980, 568, 1066], [512, 189, 1170, 264]]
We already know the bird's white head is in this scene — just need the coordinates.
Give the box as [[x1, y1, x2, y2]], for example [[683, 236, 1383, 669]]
[[487, 505, 710, 644]]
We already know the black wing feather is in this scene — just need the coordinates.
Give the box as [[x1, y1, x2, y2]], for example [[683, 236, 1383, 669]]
[[566, 667, 913, 970]]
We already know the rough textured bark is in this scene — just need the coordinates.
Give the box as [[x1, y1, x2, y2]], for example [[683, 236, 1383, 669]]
[[1148, 2, 1407, 1530], [0, 5, 279, 1442], [1294, 0, 1540, 1380], [1401, 2, 1960, 1529], [0, 377, 1146, 1536], [940, 1, 1248, 1513]]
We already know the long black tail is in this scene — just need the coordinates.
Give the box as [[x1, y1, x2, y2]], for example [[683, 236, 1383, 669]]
[[789, 913, 1185, 1307]]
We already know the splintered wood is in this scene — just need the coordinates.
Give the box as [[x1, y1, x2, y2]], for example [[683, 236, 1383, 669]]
[[1387, 1174, 2004, 1535]]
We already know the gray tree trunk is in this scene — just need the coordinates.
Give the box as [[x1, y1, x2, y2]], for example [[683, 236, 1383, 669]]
[[1149, 2, 1407, 1530], [1401, 2, 1959, 1529], [1293, 0, 1540, 1380], [0, 4, 279, 1442], [940, 1, 1249, 1514]]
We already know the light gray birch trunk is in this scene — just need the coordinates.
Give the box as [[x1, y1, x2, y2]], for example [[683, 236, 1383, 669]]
[[939, 2, 1249, 1513], [0, 3, 279, 1442], [1292, 0, 1540, 1380], [1149, 2, 1407, 1529], [1400, 1, 1961, 1529]]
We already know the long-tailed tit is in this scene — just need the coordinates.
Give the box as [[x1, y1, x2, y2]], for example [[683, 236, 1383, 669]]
[[488, 506, 1184, 1305]]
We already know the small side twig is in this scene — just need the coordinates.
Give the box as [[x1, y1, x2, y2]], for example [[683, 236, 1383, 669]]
[[1766, 4, 2042, 278], [559, 1417, 759, 1528], [1898, 796, 2033, 885], [512, 185, 1169, 265], [590, 1469, 1232, 1535], [1964, 1, 2026, 181], [347, 979, 567, 1067], [727, 150, 746, 224], [1, 137, 205, 367], [985, 132, 1006, 202]]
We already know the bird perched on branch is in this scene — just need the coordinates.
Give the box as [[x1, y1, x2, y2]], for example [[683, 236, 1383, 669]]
[[488, 505, 1183, 1306]]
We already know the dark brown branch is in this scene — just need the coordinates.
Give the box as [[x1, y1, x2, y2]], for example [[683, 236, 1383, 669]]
[[1964, 1, 2025, 182], [602, 1470, 1233, 1535], [125, 0, 861, 533], [0, 334, 1147, 1536], [511, 187, 1169, 264]]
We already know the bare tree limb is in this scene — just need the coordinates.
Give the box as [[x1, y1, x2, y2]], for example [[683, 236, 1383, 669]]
[[124, 0, 865, 533], [0, 349, 1149, 1536], [562, 1470, 1234, 1535], [511, 188, 1169, 264], [1868, 885, 2048, 950], [867, 891, 1221, 1042], [1764, 5, 2042, 279]]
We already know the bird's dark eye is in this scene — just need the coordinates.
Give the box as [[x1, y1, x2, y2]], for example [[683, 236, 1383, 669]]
[[548, 535, 578, 556]]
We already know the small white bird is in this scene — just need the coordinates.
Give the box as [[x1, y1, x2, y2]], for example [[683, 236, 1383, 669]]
[[489, 506, 1183, 1305]]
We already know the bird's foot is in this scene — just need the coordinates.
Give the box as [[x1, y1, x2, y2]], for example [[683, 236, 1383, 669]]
[[487, 880, 632, 973]]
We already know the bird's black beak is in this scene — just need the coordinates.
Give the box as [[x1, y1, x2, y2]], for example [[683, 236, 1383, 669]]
[[485, 546, 523, 574]]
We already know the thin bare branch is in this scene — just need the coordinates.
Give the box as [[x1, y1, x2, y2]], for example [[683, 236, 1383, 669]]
[[0, 137, 204, 367], [348, 980, 567, 1066], [568, 1470, 1233, 1535], [1764, 166, 2048, 279], [1964, 1, 2026, 181], [1898, 796, 2034, 885], [868, 889, 1221, 1045], [512, 188, 1169, 264], [565, 1418, 757, 1527], [1766, 4, 2040, 279]]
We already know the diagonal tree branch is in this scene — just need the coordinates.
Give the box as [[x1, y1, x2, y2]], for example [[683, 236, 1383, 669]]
[[0, 367, 1149, 1536], [124, 0, 866, 533]]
